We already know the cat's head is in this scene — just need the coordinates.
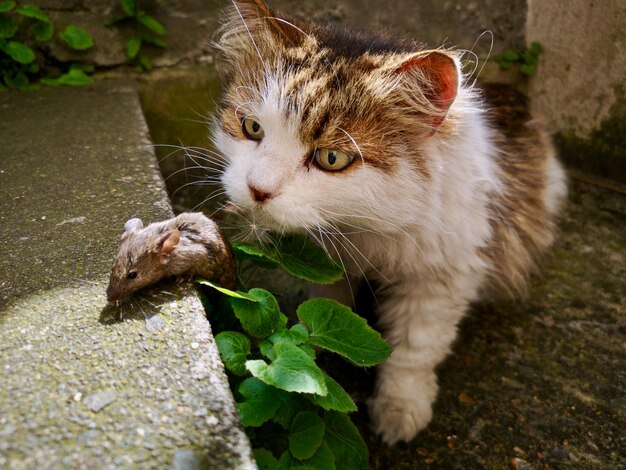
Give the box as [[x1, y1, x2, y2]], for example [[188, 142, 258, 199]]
[[214, 0, 461, 235]]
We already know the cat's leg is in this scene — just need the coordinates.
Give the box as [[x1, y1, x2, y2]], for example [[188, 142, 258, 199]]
[[369, 278, 472, 445]]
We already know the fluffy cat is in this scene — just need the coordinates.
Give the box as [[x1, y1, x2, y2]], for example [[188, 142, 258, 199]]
[[212, 0, 567, 444]]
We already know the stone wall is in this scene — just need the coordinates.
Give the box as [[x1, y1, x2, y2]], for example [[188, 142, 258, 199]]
[[527, 0, 626, 180]]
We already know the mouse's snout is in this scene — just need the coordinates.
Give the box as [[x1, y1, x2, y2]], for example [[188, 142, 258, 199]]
[[106, 284, 125, 303]]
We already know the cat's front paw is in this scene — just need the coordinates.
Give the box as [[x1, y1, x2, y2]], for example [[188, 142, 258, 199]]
[[368, 393, 433, 445]]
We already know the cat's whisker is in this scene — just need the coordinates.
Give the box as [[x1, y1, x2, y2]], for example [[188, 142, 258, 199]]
[[152, 144, 228, 169], [170, 179, 222, 199], [466, 30, 494, 84], [325, 221, 391, 286], [190, 189, 229, 212], [312, 225, 356, 308], [165, 165, 221, 182], [320, 208, 438, 282], [266, 16, 312, 41], [229, 0, 269, 74], [322, 229, 381, 306], [338, 127, 365, 164], [181, 150, 228, 169]]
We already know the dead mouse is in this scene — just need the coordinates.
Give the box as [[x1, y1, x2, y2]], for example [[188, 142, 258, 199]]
[[106, 212, 236, 302]]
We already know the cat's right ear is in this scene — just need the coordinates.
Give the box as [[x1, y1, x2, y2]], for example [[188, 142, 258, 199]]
[[383, 51, 460, 129]]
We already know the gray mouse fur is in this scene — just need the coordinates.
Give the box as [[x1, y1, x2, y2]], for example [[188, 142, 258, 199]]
[[107, 212, 236, 302]]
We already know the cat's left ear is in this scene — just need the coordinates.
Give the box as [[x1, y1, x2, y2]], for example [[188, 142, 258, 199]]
[[230, 0, 307, 47], [385, 51, 459, 127]]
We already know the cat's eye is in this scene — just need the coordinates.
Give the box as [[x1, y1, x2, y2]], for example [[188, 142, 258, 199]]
[[314, 148, 354, 171], [242, 117, 265, 140], [127, 271, 137, 280]]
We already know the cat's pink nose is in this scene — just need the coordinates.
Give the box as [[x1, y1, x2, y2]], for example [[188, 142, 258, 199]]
[[248, 184, 272, 203]]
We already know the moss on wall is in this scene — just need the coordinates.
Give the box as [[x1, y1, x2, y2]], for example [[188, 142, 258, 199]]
[[554, 92, 626, 183]]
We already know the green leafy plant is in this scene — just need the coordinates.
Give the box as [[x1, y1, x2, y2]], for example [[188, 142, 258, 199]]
[[108, 0, 166, 71], [198, 235, 393, 469], [0, 1, 93, 91], [497, 41, 543, 76]]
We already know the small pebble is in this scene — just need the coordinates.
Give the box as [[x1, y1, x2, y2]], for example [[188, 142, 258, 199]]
[[511, 458, 532, 470], [83, 389, 117, 412], [190, 342, 199, 349], [145, 314, 166, 332], [547, 447, 570, 462], [170, 449, 200, 470]]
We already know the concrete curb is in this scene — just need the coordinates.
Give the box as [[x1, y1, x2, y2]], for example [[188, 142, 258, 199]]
[[0, 80, 254, 469]]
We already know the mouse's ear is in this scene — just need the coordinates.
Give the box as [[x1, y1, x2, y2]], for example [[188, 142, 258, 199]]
[[122, 218, 144, 238], [157, 228, 181, 260]]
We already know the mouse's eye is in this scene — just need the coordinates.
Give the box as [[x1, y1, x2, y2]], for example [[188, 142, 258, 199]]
[[127, 271, 138, 280]]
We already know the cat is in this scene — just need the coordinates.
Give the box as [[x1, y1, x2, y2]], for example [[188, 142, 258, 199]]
[[211, 0, 567, 445]]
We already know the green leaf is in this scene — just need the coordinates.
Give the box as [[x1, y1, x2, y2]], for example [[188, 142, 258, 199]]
[[56, 67, 92, 85], [271, 391, 313, 429], [140, 33, 166, 48], [2, 41, 35, 63], [27, 63, 38, 73], [288, 411, 326, 460], [270, 327, 307, 346], [137, 12, 166, 35], [30, 20, 53, 41], [270, 235, 344, 284], [299, 440, 336, 470], [126, 36, 141, 59], [246, 342, 327, 395], [298, 343, 316, 359], [215, 331, 250, 376], [308, 372, 357, 413], [120, 0, 135, 16], [70, 63, 94, 72], [260, 325, 308, 361], [236, 378, 281, 427], [16, 5, 49, 23], [138, 53, 151, 70], [522, 49, 538, 66], [232, 242, 279, 269], [501, 49, 520, 62], [498, 59, 513, 70], [253, 448, 280, 470], [277, 452, 297, 470], [40, 77, 60, 86], [290, 323, 309, 342], [520, 64, 536, 76], [323, 412, 368, 470], [59, 25, 93, 50], [297, 298, 392, 366], [258, 339, 276, 361], [231, 288, 282, 338], [0, 82, 7, 93], [0, 2, 16, 13], [4, 71, 29, 88], [529, 41, 543, 55], [196, 278, 261, 301], [0, 16, 18, 39]]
